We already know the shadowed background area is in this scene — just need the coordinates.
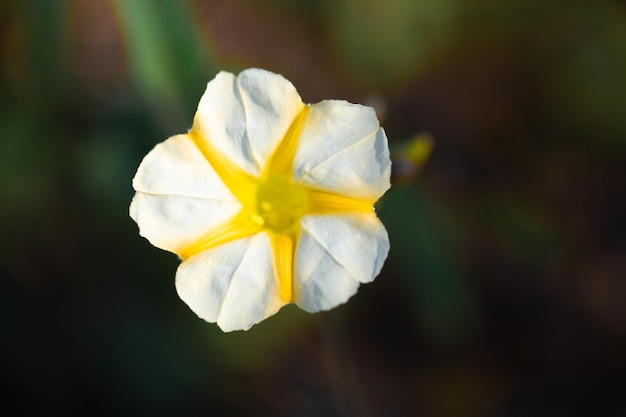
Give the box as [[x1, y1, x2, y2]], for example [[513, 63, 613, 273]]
[[1, 0, 625, 416]]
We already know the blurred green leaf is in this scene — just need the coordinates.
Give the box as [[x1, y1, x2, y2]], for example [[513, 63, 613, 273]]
[[11, 0, 68, 105], [112, 0, 216, 119], [381, 187, 476, 346]]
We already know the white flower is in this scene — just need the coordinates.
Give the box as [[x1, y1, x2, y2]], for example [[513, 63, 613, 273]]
[[130, 68, 391, 331]]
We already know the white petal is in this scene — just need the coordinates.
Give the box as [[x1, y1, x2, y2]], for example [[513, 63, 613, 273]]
[[192, 69, 305, 176], [129, 134, 242, 253], [175, 233, 285, 332], [294, 213, 389, 312], [129, 193, 241, 254], [132, 134, 235, 200], [293, 100, 391, 201]]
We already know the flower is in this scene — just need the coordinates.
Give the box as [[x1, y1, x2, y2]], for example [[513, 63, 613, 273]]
[[129, 68, 391, 331]]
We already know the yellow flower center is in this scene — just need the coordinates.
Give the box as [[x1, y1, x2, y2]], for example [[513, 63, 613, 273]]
[[252, 173, 308, 233]]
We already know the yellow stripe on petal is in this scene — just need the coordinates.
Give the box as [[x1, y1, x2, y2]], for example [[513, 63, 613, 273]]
[[187, 131, 258, 206], [265, 105, 311, 176], [270, 232, 297, 302], [306, 188, 374, 214], [177, 210, 261, 260]]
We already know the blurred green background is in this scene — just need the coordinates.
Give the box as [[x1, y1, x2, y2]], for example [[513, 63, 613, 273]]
[[1, 0, 625, 416]]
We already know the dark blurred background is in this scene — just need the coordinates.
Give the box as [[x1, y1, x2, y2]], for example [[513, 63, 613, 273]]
[[1, 0, 625, 416]]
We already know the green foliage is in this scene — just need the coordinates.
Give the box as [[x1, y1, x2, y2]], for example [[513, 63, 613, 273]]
[[2, 0, 625, 415]]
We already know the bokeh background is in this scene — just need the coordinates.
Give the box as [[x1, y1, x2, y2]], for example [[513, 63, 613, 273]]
[[2, 0, 625, 416]]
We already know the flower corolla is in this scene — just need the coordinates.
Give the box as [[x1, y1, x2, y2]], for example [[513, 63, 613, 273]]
[[130, 68, 391, 331]]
